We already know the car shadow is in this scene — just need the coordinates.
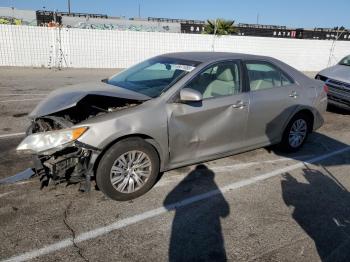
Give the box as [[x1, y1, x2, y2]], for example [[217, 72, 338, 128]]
[[268, 107, 350, 260], [265, 106, 349, 167], [163, 164, 229, 262], [281, 167, 350, 261], [267, 131, 350, 166]]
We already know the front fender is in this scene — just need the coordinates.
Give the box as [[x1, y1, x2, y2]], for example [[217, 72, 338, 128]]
[[76, 105, 169, 171]]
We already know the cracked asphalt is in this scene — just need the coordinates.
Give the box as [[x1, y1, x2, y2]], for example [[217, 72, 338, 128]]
[[0, 68, 349, 262]]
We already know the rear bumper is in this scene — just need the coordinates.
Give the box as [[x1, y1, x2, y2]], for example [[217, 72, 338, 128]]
[[313, 109, 325, 131]]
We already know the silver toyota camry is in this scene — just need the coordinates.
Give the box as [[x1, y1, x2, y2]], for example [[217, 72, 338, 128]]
[[316, 55, 350, 110], [17, 52, 327, 201]]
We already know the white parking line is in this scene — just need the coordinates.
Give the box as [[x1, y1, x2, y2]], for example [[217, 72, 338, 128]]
[[2, 146, 349, 262], [211, 154, 314, 172], [155, 154, 314, 188], [0, 191, 14, 198], [0, 132, 25, 139], [0, 98, 42, 103]]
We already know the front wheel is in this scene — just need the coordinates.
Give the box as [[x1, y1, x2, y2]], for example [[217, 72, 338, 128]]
[[96, 138, 160, 201], [280, 114, 311, 152]]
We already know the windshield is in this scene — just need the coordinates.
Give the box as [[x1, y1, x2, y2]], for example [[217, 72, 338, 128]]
[[107, 57, 200, 98], [339, 55, 350, 66]]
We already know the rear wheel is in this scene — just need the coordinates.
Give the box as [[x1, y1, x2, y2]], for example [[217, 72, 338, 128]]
[[96, 138, 160, 201], [280, 113, 311, 152]]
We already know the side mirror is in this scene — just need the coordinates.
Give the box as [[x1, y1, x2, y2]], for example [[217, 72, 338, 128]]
[[180, 88, 203, 102]]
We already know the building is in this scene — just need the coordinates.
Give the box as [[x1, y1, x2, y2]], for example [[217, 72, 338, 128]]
[[180, 21, 350, 41], [1, 7, 350, 41]]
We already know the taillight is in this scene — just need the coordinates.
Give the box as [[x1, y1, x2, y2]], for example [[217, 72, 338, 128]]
[[323, 84, 329, 93]]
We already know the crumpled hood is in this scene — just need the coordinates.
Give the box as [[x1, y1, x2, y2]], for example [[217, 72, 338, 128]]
[[318, 65, 350, 83], [30, 81, 151, 118]]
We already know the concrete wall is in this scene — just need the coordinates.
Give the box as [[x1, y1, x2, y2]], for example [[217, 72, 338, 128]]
[[1, 24, 349, 71]]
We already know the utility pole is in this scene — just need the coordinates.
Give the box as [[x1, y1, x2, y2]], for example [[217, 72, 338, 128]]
[[256, 13, 260, 25], [138, 2, 141, 18], [211, 19, 218, 51], [68, 0, 71, 14]]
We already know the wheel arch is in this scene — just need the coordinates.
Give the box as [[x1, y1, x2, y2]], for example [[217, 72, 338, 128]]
[[92, 134, 165, 176], [292, 108, 315, 133]]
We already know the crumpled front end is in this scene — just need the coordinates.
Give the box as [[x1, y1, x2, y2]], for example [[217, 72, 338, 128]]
[[17, 94, 144, 191], [18, 116, 98, 191], [33, 143, 95, 191]]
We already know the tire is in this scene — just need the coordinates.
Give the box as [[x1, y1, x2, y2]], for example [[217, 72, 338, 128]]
[[279, 113, 311, 152], [96, 138, 160, 201]]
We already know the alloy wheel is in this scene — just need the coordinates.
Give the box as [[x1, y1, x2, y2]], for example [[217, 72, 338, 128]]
[[110, 150, 152, 193], [288, 119, 307, 148]]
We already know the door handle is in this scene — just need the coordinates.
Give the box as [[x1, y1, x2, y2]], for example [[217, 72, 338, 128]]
[[232, 100, 247, 109], [289, 91, 299, 98]]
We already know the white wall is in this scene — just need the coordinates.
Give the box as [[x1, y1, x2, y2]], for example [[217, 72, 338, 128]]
[[1, 24, 349, 71]]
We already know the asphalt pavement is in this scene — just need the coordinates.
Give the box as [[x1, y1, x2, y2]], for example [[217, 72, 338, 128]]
[[0, 68, 349, 262]]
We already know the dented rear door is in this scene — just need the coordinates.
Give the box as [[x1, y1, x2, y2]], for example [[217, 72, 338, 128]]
[[167, 93, 250, 165]]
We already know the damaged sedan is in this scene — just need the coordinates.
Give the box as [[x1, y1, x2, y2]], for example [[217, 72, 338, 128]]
[[17, 52, 327, 201]]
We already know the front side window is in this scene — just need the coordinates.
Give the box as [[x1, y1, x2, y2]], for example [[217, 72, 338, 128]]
[[185, 61, 241, 99], [107, 57, 200, 98], [246, 62, 294, 91]]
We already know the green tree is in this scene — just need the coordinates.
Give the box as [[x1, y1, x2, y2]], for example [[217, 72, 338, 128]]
[[203, 19, 237, 35]]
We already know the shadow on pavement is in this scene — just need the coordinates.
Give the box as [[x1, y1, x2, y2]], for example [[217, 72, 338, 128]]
[[281, 167, 350, 261], [268, 132, 350, 167], [163, 165, 229, 262]]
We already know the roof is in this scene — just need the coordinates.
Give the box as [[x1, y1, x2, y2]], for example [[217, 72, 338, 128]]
[[159, 52, 270, 63]]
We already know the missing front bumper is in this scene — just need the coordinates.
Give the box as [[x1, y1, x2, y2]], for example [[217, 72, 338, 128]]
[[33, 145, 96, 192]]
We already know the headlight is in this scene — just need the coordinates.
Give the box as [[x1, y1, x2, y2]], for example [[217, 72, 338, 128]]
[[16, 127, 88, 155]]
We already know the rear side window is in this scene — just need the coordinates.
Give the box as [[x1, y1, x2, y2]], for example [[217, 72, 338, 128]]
[[245, 62, 294, 91]]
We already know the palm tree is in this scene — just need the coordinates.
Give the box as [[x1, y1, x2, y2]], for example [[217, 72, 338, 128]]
[[203, 19, 237, 35]]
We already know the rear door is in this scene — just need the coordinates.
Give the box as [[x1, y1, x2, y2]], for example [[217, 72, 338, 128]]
[[167, 60, 250, 165], [244, 60, 301, 146]]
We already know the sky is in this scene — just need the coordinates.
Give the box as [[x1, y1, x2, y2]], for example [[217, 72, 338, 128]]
[[1, 0, 349, 29]]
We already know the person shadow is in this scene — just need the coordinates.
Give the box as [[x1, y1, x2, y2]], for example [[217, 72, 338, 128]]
[[281, 168, 350, 261], [163, 164, 230, 262]]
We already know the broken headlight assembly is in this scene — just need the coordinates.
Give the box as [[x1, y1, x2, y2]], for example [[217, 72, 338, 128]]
[[16, 126, 95, 191], [16, 127, 88, 155]]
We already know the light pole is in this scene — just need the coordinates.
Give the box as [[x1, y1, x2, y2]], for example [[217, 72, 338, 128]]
[[68, 0, 71, 14]]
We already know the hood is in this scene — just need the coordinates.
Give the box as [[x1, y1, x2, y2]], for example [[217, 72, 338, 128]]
[[318, 64, 350, 83], [30, 81, 151, 118]]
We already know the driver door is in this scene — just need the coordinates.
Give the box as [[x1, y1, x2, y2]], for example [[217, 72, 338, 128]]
[[167, 61, 250, 165]]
